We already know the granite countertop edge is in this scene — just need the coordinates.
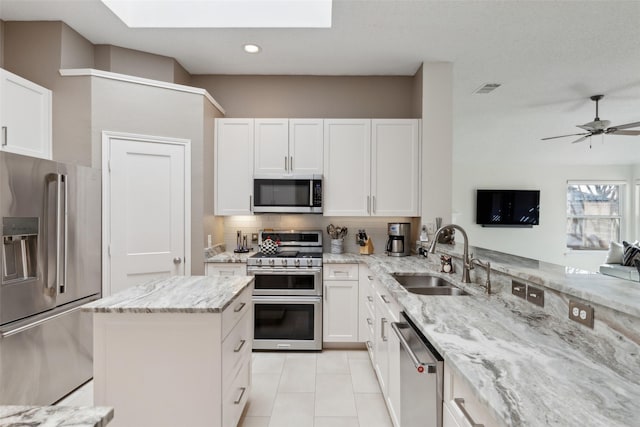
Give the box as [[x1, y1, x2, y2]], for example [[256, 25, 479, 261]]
[[0, 405, 114, 427], [82, 276, 253, 314]]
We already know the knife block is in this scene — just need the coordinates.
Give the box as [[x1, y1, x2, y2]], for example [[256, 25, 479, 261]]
[[359, 238, 374, 255]]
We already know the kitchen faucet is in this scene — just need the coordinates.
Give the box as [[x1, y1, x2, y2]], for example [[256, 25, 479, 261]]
[[428, 224, 472, 283], [470, 257, 491, 294]]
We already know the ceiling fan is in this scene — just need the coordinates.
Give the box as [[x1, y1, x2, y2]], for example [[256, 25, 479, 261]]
[[541, 95, 640, 145]]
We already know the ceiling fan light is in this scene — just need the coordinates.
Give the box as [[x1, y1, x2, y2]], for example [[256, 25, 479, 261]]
[[243, 44, 261, 54]]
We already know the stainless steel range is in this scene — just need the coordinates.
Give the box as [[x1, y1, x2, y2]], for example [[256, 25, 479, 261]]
[[247, 230, 323, 351]]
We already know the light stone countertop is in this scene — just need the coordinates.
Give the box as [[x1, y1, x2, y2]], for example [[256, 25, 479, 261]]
[[82, 275, 253, 314], [0, 406, 113, 427], [205, 251, 255, 263], [342, 254, 640, 427], [434, 244, 640, 318]]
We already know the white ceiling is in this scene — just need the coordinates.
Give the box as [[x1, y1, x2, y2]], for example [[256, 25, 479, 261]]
[[2, 0, 640, 165]]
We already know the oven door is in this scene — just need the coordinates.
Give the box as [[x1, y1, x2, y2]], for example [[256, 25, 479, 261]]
[[248, 267, 322, 296], [253, 296, 322, 351]]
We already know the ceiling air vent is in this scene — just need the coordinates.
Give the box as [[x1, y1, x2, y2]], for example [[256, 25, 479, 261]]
[[474, 83, 501, 94]]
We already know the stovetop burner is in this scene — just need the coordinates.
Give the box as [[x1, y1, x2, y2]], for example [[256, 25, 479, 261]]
[[247, 230, 324, 268]]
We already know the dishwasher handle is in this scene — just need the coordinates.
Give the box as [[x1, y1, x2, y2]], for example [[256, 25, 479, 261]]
[[391, 321, 437, 374]]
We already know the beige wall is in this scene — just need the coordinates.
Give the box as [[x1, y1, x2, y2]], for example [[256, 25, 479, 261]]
[[411, 64, 423, 117], [91, 77, 223, 273], [0, 20, 5, 68], [60, 23, 94, 69], [94, 44, 190, 84], [421, 63, 453, 228], [190, 74, 417, 118]]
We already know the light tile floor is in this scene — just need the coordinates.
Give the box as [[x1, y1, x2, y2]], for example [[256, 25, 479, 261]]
[[56, 350, 392, 427]]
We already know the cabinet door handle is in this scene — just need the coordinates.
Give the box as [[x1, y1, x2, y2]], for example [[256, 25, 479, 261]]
[[284, 156, 288, 172], [381, 318, 388, 341], [367, 296, 373, 303], [381, 295, 390, 304], [1, 126, 6, 146], [234, 302, 246, 313], [249, 195, 253, 212], [367, 276, 374, 280], [234, 387, 247, 404], [372, 195, 376, 214], [234, 339, 247, 353], [366, 317, 373, 326], [367, 196, 370, 214], [290, 156, 293, 171], [454, 398, 484, 427]]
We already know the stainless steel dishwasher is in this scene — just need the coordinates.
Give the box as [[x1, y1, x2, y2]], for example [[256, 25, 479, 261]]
[[391, 312, 444, 427]]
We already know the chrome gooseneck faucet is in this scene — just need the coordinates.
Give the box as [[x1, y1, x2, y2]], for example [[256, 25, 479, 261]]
[[428, 224, 472, 283]]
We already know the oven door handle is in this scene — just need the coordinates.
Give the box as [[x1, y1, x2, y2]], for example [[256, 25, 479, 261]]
[[247, 268, 321, 275], [252, 296, 322, 303]]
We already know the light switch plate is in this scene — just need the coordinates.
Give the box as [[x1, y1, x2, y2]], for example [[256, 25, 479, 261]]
[[569, 300, 594, 328], [511, 280, 527, 299], [526, 285, 544, 307]]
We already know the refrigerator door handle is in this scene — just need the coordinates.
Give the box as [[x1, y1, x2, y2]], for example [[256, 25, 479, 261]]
[[55, 173, 68, 295], [62, 174, 68, 295]]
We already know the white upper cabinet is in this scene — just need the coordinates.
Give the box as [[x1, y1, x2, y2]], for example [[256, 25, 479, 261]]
[[371, 119, 420, 216], [254, 119, 289, 175], [254, 118, 323, 176], [324, 118, 420, 217], [289, 119, 323, 175], [323, 119, 371, 216], [214, 118, 254, 215], [0, 68, 52, 160]]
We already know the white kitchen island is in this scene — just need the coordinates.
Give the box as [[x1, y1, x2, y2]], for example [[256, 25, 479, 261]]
[[83, 275, 254, 427]]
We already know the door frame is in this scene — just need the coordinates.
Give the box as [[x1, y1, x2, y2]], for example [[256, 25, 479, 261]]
[[101, 131, 192, 296]]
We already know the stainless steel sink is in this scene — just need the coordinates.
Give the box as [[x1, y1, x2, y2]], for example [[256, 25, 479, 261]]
[[391, 273, 454, 288], [404, 286, 468, 296], [391, 273, 468, 296]]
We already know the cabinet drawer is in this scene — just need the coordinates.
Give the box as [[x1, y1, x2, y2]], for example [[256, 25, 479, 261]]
[[444, 363, 499, 427], [206, 263, 246, 277], [222, 310, 252, 391], [222, 286, 252, 339], [324, 264, 359, 280], [222, 358, 250, 427]]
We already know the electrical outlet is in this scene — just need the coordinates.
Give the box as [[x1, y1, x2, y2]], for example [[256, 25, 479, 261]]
[[569, 300, 594, 328], [526, 286, 544, 307], [511, 280, 527, 299], [251, 233, 258, 243]]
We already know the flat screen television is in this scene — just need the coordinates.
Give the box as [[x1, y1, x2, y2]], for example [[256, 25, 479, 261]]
[[476, 189, 540, 227]]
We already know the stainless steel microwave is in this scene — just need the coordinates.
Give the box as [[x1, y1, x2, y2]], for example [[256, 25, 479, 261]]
[[253, 175, 322, 213]]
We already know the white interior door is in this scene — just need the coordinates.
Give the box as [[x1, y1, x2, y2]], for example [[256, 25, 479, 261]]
[[104, 132, 190, 296]]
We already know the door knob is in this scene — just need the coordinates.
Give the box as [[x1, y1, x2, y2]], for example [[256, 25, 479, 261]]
[[173, 257, 182, 264]]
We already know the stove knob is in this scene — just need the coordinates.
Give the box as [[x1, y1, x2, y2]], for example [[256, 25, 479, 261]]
[[307, 259, 313, 267], [269, 259, 275, 267], [294, 259, 301, 267], [282, 259, 288, 267], [257, 259, 262, 266]]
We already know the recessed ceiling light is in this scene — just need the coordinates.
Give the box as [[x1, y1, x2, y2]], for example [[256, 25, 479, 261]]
[[243, 44, 262, 54]]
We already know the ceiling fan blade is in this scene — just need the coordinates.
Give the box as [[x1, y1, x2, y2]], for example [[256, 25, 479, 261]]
[[608, 130, 640, 136], [541, 132, 590, 141], [608, 121, 640, 131], [571, 136, 589, 144]]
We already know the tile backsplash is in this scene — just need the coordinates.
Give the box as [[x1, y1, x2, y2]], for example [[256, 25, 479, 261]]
[[221, 215, 420, 254]]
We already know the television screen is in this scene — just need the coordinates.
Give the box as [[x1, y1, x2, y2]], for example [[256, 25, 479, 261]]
[[476, 190, 540, 226]]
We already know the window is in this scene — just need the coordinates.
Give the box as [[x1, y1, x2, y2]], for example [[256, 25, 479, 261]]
[[566, 183, 623, 250]]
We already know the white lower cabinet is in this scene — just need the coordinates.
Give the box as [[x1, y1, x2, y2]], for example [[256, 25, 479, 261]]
[[323, 264, 359, 342], [93, 285, 253, 427], [206, 263, 247, 277], [443, 362, 499, 427], [369, 272, 401, 427]]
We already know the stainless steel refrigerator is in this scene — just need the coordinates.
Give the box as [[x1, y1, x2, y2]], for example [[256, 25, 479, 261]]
[[0, 151, 101, 405]]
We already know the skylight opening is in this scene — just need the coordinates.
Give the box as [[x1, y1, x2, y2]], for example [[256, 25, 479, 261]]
[[101, 0, 333, 28]]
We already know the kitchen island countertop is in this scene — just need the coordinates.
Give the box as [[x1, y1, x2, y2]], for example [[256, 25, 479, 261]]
[[0, 405, 113, 427], [82, 275, 253, 314]]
